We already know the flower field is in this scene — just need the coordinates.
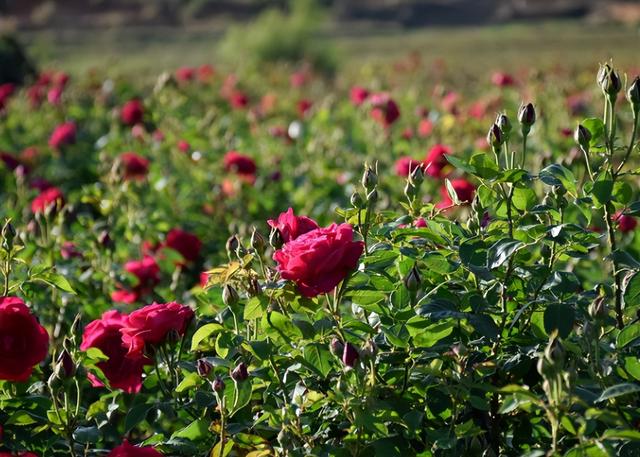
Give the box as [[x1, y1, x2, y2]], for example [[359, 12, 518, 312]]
[[2, 30, 640, 456]]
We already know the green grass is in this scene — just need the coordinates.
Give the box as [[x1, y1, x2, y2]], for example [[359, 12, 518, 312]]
[[18, 19, 640, 77]]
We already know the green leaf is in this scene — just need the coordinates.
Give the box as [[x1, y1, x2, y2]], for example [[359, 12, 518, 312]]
[[624, 272, 640, 308], [613, 181, 633, 205], [73, 426, 100, 444], [543, 303, 574, 338], [303, 343, 332, 377], [176, 372, 203, 393], [124, 403, 153, 433], [487, 238, 522, 269], [618, 323, 640, 349], [539, 164, 577, 196], [582, 117, 605, 148], [244, 296, 267, 320], [595, 383, 640, 403], [34, 272, 76, 294], [6, 410, 37, 426], [624, 357, 640, 381], [469, 153, 499, 179], [224, 379, 252, 417], [171, 418, 210, 440], [190, 323, 224, 351], [591, 180, 614, 207]]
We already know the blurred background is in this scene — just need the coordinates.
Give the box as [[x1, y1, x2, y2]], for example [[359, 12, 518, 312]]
[[0, 0, 639, 77]]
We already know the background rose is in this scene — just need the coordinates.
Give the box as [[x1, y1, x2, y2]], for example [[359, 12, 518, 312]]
[[80, 310, 151, 393], [267, 208, 319, 243], [0, 297, 49, 382], [48, 122, 76, 149], [164, 228, 202, 263], [273, 223, 364, 297], [120, 99, 144, 126], [120, 302, 194, 357], [119, 152, 150, 181], [30, 187, 64, 214]]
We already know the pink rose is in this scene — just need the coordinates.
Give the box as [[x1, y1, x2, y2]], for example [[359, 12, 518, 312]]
[[267, 208, 319, 243], [107, 440, 163, 457]]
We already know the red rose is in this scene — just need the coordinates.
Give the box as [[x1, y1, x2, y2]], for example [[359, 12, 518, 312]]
[[350, 86, 369, 106], [80, 310, 151, 393], [273, 223, 364, 297], [0, 452, 39, 457], [121, 302, 194, 357], [175, 66, 195, 83], [111, 256, 160, 304], [0, 297, 49, 382], [199, 272, 209, 288], [424, 144, 452, 178], [27, 85, 45, 108], [0, 83, 15, 110], [414, 217, 427, 228], [223, 151, 257, 180], [491, 72, 515, 87], [197, 64, 215, 82], [119, 152, 150, 181], [297, 99, 313, 117], [229, 91, 249, 110], [0, 152, 24, 172], [48, 122, 76, 149], [394, 156, 423, 177], [177, 140, 190, 153], [369, 93, 400, 128], [164, 228, 202, 263], [441, 91, 460, 114], [437, 178, 476, 209], [29, 177, 53, 192], [267, 208, 319, 243], [121, 99, 144, 126], [47, 86, 63, 105], [418, 119, 433, 138], [31, 187, 64, 214], [614, 211, 637, 233], [61, 241, 82, 260], [107, 440, 163, 457]]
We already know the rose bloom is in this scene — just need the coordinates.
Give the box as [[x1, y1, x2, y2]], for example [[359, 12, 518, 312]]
[[47, 85, 63, 105], [417, 118, 433, 137], [80, 310, 151, 393], [199, 272, 210, 288], [120, 302, 195, 357], [61, 241, 82, 260], [0, 452, 39, 457], [297, 99, 313, 117], [27, 85, 45, 108], [268, 207, 319, 243], [120, 99, 144, 126], [424, 144, 452, 178], [0, 152, 25, 172], [175, 66, 195, 83], [414, 217, 427, 228], [31, 187, 64, 214], [164, 228, 202, 263], [108, 441, 163, 457], [111, 256, 160, 304], [491, 71, 515, 87], [223, 151, 257, 182], [0, 297, 49, 382], [350, 86, 369, 106], [119, 152, 150, 181], [29, 177, 53, 192], [614, 211, 637, 233], [273, 223, 364, 297], [229, 91, 249, 110], [49, 122, 76, 149], [177, 140, 190, 153], [0, 83, 15, 110], [437, 178, 476, 209], [394, 156, 423, 177], [441, 91, 460, 114], [369, 93, 400, 128], [197, 64, 215, 82]]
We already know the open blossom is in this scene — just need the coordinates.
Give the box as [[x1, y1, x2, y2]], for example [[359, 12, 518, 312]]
[[111, 256, 160, 304], [268, 208, 319, 243], [273, 223, 364, 297], [224, 151, 257, 183], [31, 187, 64, 214], [119, 152, 150, 181], [197, 64, 215, 82], [229, 91, 249, 109], [491, 72, 516, 87], [164, 228, 202, 263], [108, 441, 163, 457], [49, 122, 76, 149], [175, 66, 195, 83], [369, 93, 400, 128], [394, 156, 423, 177], [350, 86, 369, 106], [437, 178, 476, 209], [121, 99, 144, 126], [614, 211, 637, 233], [424, 144, 452, 178], [80, 310, 151, 393], [120, 302, 194, 357], [0, 297, 49, 382]]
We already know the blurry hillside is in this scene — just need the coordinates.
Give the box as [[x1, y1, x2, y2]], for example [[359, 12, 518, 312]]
[[1, 0, 639, 29]]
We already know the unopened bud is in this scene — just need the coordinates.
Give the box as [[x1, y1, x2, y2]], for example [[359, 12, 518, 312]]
[[597, 63, 622, 98], [342, 342, 359, 368], [55, 350, 75, 379], [518, 103, 536, 133], [350, 192, 364, 209], [329, 337, 344, 357], [366, 188, 378, 205], [98, 230, 113, 249], [628, 76, 640, 115], [222, 284, 239, 307], [212, 376, 225, 392], [1, 221, 16, 250], [409, 164, 424, 187], [574, 124, 591, 151], [361, 339, 378, 359], [487, 123, 503, 150], [226, 235, 240, 258], [197, 358, 213, 378], [588, 296, 607, 320], [496, 113, 512, 139], [231, 362, 249, 381], [362, 166, 377, 192], [250, 227, 266, 254], [404, 264, 421, 292]]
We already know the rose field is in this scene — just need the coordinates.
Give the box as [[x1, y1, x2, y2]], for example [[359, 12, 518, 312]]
[[2, 11, 640, 457]]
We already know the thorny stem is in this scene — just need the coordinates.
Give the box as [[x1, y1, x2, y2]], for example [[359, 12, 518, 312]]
[[604, 203, 624, 329]]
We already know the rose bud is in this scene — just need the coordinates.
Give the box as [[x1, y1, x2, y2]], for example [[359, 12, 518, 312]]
[[55, 349, 76, 379], [574, 124, 591, 151], [350, 191, 364, 209], [250, 227, 266, 254], [588, 296, 607, 320], [404, 264, 421, 292], [329, 337, 344, 357], [597, 63, 622, 97], [231, 362, 249, 381], [222, 284, 239, 307], [366, 188, 378, 205], [628, 76, 640, 115], [197, 358, 213, 378], [362, 166, 377, 192], [487, 123, 503, 151], [212, 375, 225, 393], [98, 230, 113, 249], [342, 342, 359, 368], [496, 113, 512, 139], [269, 226, 284, 250], [518, 103, 536, 132], [226, 235, 240, 258], [361, 339, 378, 360]]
